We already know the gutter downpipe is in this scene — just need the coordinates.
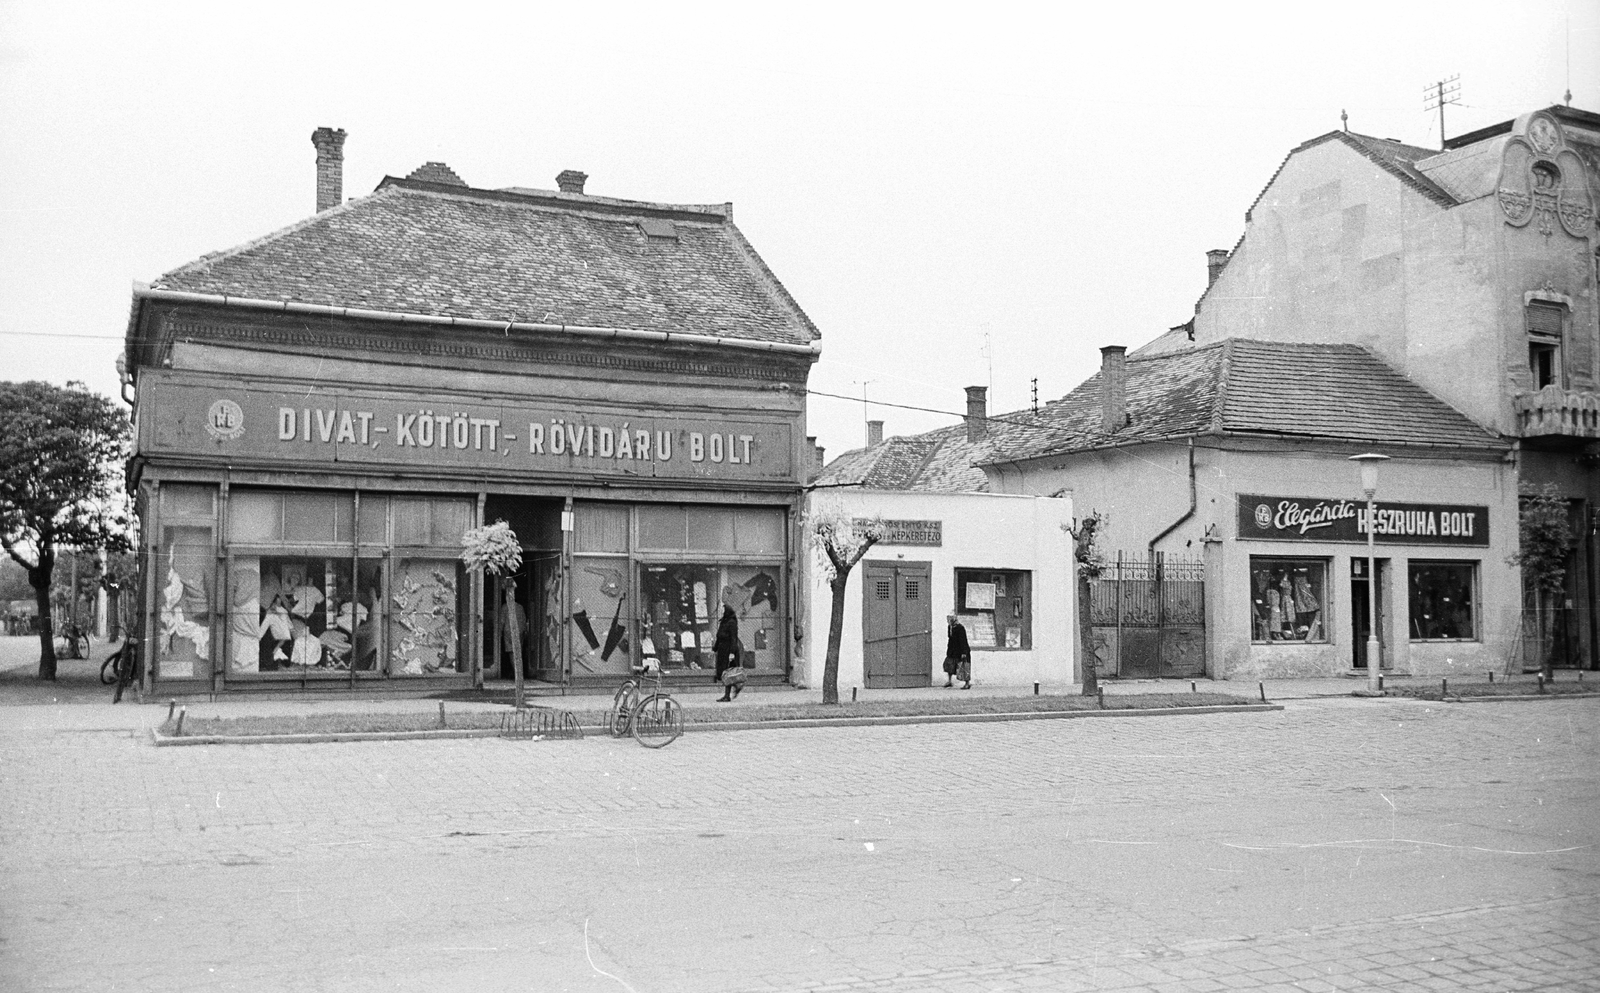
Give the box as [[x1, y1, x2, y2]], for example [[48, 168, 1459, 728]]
[[1148, 439, 1197, 555]]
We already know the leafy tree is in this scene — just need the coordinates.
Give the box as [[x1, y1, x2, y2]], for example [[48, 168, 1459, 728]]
[[1065, 513, 1107, 696], [0, 381, 132, 679], [0, 559, 29, 604], [805, 507, 883, 705], [1508, 483, 1574, 678]]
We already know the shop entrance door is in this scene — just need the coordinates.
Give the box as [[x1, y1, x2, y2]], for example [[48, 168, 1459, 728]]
[[1351, 557, 1389, 670], [862, 561, 932, 688]]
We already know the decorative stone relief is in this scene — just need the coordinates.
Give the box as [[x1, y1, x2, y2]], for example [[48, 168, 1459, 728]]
[[1497, 112, 1596, 239]]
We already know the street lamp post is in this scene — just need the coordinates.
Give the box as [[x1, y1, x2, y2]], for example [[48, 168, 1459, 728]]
[[1350, 453, 1390, 693]]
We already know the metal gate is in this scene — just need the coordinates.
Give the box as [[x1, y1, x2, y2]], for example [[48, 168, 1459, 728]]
[[862, 560, 933, 688], [1088, 552, 1205, 679]]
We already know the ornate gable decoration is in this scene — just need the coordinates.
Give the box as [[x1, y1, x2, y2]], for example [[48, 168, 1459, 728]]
[[1497, 112, 1596, 239]]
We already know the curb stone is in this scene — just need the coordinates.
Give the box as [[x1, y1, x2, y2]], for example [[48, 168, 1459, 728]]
[[147, 702, 1282, 746]]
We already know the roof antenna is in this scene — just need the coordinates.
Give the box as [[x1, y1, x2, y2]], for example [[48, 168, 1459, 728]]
[[1031, 378, 1039, 413], [1423, 75, 1461, 149], [1565, 13, 1573, 106], [1341, 109, 1348, 133]]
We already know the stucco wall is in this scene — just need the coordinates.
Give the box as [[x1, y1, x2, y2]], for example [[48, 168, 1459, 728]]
[[799, 491, 1076, 691], [984, 442, 1519, 680], [1191, 137, 1599, 438]]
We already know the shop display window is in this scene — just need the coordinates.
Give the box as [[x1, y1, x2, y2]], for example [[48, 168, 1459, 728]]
[[1409, 561, 1477, 640], [223, 488, 472, 678], [156, 484, 216, 680], [953, 569, 1031, 649], [1250, 557, 1327, 643], [638, 563, 783, 673]]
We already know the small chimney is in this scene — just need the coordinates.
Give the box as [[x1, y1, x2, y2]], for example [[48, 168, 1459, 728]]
[[866, 420, 884, 446], [311, 127, 346, 213], [1206, 249, 1229, 287], [556, 169, 588, 194], [1100, 346, 1127, 433], [964, 386, 988, 443], [807, 435, 826, 482]]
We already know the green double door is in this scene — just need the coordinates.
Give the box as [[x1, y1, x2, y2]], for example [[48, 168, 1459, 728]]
[[862, 561, 932, 688]]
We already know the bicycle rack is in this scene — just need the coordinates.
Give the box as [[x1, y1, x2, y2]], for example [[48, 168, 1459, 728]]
[[499, 705, 584, 740]]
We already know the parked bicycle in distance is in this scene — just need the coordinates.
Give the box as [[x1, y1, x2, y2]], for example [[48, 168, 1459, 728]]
[[607, 660, 684, 748], [102, 640, 139, 703], [54, 621, 90, 661]]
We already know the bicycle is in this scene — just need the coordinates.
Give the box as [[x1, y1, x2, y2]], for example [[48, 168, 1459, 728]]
[[55, 621, 90, 661], [105, 640, 139, 703], [606, 662, 683, 748]]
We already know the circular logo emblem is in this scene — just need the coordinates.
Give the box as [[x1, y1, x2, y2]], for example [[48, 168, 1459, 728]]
[[1253, 503, 1272, 529], [205, 399, 245, 441]]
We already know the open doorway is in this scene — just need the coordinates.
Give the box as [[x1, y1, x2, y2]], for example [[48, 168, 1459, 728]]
[[1350, 556, 1389, 670], [480, 496, 565, 684]]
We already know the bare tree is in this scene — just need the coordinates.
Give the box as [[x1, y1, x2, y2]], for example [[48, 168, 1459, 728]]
[[805, 508, 884, 704], [1065, 513, 1106, 697]]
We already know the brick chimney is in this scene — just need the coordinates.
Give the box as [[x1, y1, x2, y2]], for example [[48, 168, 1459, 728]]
[[866, 420, 884, 446], [964, 386, 988, 442], [1100, 346, 1127, 433], [311, 127, 346, 213], [806, 436, 826, 482], [556, 169, 588, 194], [1206, 249, 1229, 287]]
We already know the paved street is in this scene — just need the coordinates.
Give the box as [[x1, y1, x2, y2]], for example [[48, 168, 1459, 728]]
[[1, 643, 1598, 992]]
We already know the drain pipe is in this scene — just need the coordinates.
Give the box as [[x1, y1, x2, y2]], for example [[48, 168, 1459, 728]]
[[1148, 439, 1197, 554]]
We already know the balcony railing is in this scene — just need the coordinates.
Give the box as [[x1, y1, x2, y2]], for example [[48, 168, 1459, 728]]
[[1513, 385, 1600, 438]]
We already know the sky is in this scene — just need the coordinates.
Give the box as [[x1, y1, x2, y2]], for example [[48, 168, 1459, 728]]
[[2, 1, 1597, 464]]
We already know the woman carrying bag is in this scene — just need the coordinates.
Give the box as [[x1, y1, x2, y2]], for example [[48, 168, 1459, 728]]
[[713, 604, 745, 702], [944, 614, 971, 689]]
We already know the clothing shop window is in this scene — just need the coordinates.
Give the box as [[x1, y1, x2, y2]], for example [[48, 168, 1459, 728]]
[[637, 563, 783, 673], [1409, 561, 1478, 641], [953, 569, 1031, 650], [1527, 301, 1565, 390], [155, 484, 217, 680], [1249, 558, 1328, 643], [223, 489, 472, 678]]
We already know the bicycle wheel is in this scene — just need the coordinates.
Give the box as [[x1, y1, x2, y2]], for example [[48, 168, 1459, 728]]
[[608, 682, 640, 737], [72, 634, 90, 660], [631, 694, 683, 748], [100, 650, 120, 685]]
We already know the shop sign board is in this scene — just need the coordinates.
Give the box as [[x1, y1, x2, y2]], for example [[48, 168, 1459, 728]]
[[143, 378, 796, 482], [862, 519, 943, 547], [1237, 494, 1489, 547]]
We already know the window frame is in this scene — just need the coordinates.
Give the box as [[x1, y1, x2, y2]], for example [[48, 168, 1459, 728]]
[[1248, 556, 1331, 645], [1526, 301, 1566, 390], [952, 568, 1032, 651], [1407, 559, 1480, 643]]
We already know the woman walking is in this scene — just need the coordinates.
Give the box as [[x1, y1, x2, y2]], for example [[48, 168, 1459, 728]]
[[713, 604, 744, 702], [944, 614, 971, 689]]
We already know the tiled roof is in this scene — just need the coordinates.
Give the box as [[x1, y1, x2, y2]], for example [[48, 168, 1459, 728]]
[[982, 340, 1505, 465], [152, 179, 819, 347], [815, 424, 994, 493]]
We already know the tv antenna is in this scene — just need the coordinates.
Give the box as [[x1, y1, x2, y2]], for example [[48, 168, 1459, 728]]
[[1423, 75, 1461, 149], [1031, 378, 1039, 413]]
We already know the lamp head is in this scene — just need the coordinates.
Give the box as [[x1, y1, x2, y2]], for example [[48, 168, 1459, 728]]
[[1349, 452, 1390, 499]]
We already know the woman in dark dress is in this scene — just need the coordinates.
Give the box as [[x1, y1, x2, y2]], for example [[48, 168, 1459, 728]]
[[713, 604, 743, 702], [944, 614, 971, 689]]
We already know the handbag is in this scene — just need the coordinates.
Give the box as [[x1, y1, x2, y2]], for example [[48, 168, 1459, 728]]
[[942, 655, 959, 675], [720, 665, 747, 687]]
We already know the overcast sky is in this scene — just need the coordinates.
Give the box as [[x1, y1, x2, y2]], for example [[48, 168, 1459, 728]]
[[2, 1, 1596, 462]]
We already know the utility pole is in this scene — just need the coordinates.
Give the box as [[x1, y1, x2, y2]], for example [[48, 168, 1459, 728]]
[[1423, 75, 1461, 149]]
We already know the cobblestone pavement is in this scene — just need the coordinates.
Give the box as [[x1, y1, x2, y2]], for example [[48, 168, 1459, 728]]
[[1, 664, 1597, 990]]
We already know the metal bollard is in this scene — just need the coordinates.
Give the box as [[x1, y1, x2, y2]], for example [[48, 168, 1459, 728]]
[[1441, 678, 1448, 697], [1538, 674, 1546, 694], [1034, 681, 1040, 696], [1097, 687, 1104, 709], [1488, 671, 1494, 683], [175, 707, 186, 736], [167, 700, 176, 722], [1259, 682, 1267, 703], [1378, 673, 1384, 691], [1191, 680, 1197, 693], [851, 687, 857, 702], [439, 702, 447, 728]]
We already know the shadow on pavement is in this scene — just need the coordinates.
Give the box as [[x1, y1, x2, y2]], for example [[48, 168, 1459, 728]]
[[0, 635, 122, 705]]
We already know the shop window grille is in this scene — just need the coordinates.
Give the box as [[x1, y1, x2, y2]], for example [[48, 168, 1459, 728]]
[[875, 580, 892, 600], [904, 580, 920, 600]]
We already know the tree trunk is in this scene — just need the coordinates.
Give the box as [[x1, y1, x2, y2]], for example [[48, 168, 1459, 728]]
[[823, 572, 850, 705], [32, 564, 56, 681], [1077, 568, 1098, 697]]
